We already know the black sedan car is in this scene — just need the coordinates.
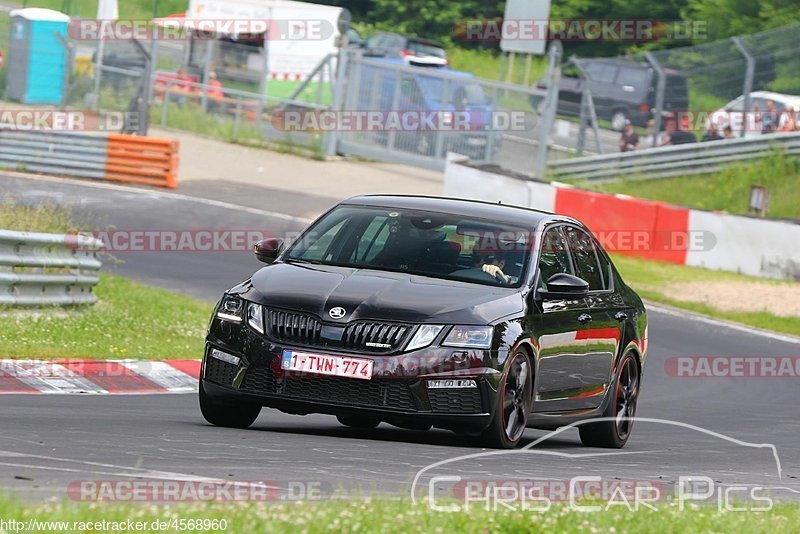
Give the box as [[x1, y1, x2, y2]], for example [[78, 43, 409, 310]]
[[200, 196, 648, 449]]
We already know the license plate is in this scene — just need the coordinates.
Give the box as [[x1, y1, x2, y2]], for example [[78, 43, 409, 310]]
[[281, 350, 373, 380]]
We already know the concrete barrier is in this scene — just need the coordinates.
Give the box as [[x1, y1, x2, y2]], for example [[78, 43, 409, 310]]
[[444, 155, 800, 280]]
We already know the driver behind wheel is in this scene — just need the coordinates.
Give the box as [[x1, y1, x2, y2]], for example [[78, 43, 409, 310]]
[[474, 250, 512, 284]]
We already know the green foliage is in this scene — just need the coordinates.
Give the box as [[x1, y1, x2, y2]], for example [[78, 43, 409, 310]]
[[682, 0, 800, 42], [366, 0, 504, 47], [0, 274, 210, 359]]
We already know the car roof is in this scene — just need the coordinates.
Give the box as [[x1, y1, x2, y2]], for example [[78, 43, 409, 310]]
[[745, 91, 800, 103], [340, 195, 579, 227], [372, 31, 444, 48]]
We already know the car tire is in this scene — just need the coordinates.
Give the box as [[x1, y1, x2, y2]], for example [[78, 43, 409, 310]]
[[199, 381, 261, 429], [337, 414, 381, 429], [611, 110, 629, 131], [478, 349, 534, 449], [579, 353, 640, 448]]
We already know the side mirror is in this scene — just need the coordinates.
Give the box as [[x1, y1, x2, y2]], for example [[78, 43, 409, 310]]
[[254, 238, 283, 264], [540, 273, 590, 300]]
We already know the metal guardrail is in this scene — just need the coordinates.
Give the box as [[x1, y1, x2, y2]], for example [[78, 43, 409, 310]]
[[0, 129, 179, 188], [547, 131, 800, 182], [0, 230, 104, 306]]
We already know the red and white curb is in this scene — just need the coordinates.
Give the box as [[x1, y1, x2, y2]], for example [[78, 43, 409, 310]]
[[0, 360, 200, 395]]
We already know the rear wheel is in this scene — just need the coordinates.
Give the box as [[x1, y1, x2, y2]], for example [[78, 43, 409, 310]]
[[337, 414, 381, 429], [579, 353, 639, 448], [479, 349, 533, 449], [199, 381, 261, 429]]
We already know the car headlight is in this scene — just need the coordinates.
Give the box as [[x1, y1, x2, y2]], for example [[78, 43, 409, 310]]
[[406, 325, 444, 351], [216, 295, 243, 322], [442, 326, 493, 349], [246, 302, 264, 334]]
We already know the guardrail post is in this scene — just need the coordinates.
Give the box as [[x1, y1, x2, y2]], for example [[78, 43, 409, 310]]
[[644, 52, 666, 148], [732, 37, 755, 138], [534, 40, 562, 179]]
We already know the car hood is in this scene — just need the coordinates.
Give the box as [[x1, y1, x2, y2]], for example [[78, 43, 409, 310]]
[[231, 262, 524, 324]]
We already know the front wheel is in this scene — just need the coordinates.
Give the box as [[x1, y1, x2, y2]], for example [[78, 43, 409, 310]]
[[479, 349, 533, 449], [199, 381, 261, 429], [579, 353, 640, 448]]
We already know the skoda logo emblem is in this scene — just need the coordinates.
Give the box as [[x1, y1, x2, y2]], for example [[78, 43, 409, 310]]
[[328, 307, 346, 319]]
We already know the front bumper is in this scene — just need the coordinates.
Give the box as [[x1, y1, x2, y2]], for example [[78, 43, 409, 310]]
[[202, 318, 502, 433]]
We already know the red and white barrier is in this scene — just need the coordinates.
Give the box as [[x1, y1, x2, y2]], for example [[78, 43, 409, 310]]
[[0, 360, 200, 394], [444, 154, 800, 280]]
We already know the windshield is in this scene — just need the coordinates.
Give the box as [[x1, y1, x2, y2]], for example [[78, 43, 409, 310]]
[[416, 77, 489, 106], [285, 206, 531, 287]]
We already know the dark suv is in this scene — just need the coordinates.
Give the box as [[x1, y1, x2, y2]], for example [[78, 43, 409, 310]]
[[534, 58, 688, 131]]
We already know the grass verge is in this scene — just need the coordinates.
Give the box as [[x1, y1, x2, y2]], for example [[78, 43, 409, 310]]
[[2, 195, 210, 360], [579, 153, 800, 220], [0, 497, 797, 533], [612, 254, 800, 337], [0, 274, 210, 360]]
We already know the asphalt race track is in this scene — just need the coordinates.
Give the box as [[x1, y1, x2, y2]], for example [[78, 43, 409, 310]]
[[2, 174, 799, 503]]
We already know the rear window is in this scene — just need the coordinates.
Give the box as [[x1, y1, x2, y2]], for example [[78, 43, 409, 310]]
[[407, 40, 447, 59]]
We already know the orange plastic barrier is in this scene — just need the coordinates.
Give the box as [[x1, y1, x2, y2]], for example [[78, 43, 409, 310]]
[[104, 134, 180, 189], [554, 188, 689, 265]]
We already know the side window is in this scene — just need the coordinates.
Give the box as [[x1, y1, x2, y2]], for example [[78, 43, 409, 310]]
[[585, 63, 618, 84], [401, 78, 424, 106], [616, 66, 649, 88], [564, 227, 604, 291], [595, 249, 612, 290], [538, 227, 573, 290]]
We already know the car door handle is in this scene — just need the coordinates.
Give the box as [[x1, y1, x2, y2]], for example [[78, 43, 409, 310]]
[[577, 313, 592, 324], [622, 85, 635, 92], [615, 312, 628, 322]]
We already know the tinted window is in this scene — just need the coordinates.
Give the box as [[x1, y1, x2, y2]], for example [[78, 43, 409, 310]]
[[585, 63, 618, 84], [287, 206, 531, 287], [616, 66, 650, 88], [538, 227, 573, 290], [407, 40, 447, 58], [564, 227, 604, 291]]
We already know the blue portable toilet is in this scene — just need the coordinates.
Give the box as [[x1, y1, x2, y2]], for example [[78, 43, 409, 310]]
[[6, 8, 70, 105]]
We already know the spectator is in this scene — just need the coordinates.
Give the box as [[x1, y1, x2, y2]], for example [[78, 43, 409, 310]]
[[751, 103, 762, 134], [723, 125, 735, 139], [207, 72, 225, 113], [171, 68, 196, 106], [702, 123, 723, 142], [778, 106, 798, 132], [660, 116, 696, 146], [761, 99, 780, 133], [618, 121, 640, 152], [642, 119, 659, 148]]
